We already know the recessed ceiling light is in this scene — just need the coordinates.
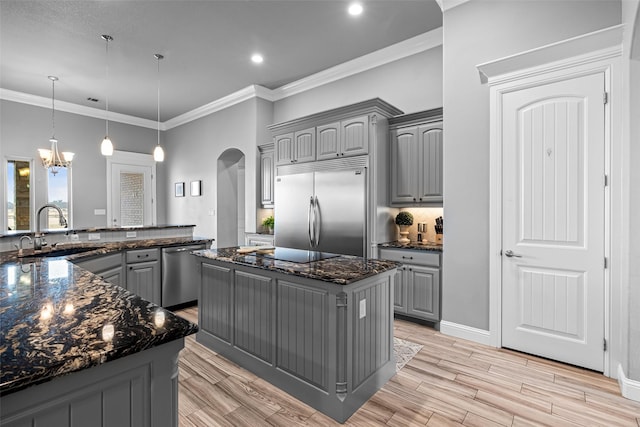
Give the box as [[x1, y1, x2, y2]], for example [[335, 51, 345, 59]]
[[251, 53, 264, 64], [348, 2, 363, 16]]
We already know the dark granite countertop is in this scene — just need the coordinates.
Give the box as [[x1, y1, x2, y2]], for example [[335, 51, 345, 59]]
[[1, 224, 196, 239], [0, 237, 205, 395], [192, 246, 400, 285], [378, 241, 443, 252]]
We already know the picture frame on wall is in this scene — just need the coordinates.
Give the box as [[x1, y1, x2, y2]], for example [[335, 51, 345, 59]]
[[175, 182, 185, 197], [190, 180, 202, 197]]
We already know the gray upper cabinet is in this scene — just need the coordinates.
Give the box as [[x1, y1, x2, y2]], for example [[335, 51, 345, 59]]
[[316, 122, 340, 160], [316, 115, 369, 160], [259, 143, 274, 207], [389, 108, 443, 206], [274, 128, 316, 166]]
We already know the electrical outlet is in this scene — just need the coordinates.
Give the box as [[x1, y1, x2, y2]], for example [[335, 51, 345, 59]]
[[94, 209, 106, 215], [359, 299, 366, 319], [88, 233, 101, 241], [126, 231, 137, 238]]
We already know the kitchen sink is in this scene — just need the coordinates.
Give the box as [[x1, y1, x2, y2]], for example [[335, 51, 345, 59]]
[[19, 246, 102, 258]]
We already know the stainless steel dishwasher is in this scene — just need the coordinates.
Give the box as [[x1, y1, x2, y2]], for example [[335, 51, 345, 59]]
[[161, 243, 206, 308]]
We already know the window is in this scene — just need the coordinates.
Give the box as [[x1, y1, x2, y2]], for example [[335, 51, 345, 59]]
[[46, 167, 72, 230], [6, 159, 32, 231]]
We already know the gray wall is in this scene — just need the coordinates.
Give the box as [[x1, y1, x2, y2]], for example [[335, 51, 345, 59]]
[[0, 100, 160, 229], [163, 99, 261, 240], [624, 0, 640, 380], [441, 1, 621, 330], [273, 47, 443, 123]]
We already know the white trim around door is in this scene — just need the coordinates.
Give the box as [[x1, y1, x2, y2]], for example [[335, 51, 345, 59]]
[[479, 26, 623, 379]]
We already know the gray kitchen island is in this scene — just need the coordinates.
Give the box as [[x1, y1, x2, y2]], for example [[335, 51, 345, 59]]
[[192, 246, 399, 423]]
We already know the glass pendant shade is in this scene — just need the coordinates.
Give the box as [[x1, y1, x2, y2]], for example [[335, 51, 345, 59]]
[[101, 136, 114, 156], [153, 145, 165, 162]]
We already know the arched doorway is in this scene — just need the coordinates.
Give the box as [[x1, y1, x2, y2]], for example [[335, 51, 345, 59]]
[[216, 149, 245, 247]]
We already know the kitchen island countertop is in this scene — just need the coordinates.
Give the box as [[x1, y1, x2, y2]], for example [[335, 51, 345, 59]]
[[0, 237, 203, 396], [192, 246, 400, 285]]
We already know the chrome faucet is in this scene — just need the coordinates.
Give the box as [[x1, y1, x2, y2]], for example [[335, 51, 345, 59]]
[[34, 204, 68, 250]]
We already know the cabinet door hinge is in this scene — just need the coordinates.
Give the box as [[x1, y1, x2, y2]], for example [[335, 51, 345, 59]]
[[604, 257, 608, 269], [603, 338, 608, 352], [603, 92, 608, 104]]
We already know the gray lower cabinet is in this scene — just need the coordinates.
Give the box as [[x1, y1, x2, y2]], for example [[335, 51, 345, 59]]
[[197, 258, 395, 423], [1, 339, 184, 427], [126, 248, 161, 306], [73, 252, 125, 287], [379, 248, 441, 322]]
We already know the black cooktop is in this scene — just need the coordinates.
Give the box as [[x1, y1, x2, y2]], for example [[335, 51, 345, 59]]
[[258, 247, 339, 264]]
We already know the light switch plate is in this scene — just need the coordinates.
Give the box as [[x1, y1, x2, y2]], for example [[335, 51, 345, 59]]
[[94, 209, 106, 216], [359, 299, 366, 319]]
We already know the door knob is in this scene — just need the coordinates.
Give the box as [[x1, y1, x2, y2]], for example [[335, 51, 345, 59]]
[[504, 250, 522, 258]]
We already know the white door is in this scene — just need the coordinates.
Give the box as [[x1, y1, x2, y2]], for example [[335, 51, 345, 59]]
[[501, 72, 606, 371], [107, 151, 156, 227]]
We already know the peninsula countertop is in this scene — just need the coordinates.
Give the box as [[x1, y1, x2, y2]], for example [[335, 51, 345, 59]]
[[0, 237, 205, 395], [192, 246, 400, 285]]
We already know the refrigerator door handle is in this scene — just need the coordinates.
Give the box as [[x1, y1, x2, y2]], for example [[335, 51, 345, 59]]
[[308, 196, 315, 247], [314, 196, 320, 247]]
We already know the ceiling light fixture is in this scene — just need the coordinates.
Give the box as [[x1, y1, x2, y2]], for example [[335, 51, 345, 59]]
[[39, 76, 74, 175], [251, 53, 264, 64], [348, 2, 363, 16], [153, 53, 165, 162], [100, 35, 114, 156]]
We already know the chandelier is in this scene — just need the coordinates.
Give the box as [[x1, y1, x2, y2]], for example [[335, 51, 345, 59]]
[[39, 76, 74, 175]]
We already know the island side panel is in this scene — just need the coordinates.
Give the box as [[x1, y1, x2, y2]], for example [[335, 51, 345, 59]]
[[200, 263, 232, 343], [277, 280, 329, 391], [235, 270, 274, 363], [196, 256, 396, 423]]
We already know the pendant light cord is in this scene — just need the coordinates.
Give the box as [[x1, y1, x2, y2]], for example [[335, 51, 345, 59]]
[[155, 54, 163, 146], [105, 36, 109, 136], [51, 77, 55, 139]]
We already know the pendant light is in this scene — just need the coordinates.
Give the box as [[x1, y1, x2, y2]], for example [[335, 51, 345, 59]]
[[39, 76, 74, 175], [153, 53, 165, 162], [100, 35, 114, 156]]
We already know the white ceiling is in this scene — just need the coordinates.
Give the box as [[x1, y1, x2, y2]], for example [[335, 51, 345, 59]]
[[0, 1, 442, 123]]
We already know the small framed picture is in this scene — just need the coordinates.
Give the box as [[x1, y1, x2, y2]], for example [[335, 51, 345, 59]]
[[175, 182, 185, 197], [190, 180, 202, 197]]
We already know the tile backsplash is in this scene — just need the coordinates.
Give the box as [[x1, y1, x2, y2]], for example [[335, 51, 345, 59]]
[[393, 208, 443, 243]]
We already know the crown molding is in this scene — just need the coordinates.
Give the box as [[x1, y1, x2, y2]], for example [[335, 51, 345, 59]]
[[0, 88, 160, 130], [1, 28, 442, 130], [270, 28, 442, 101], [164, 84, 275, 130]]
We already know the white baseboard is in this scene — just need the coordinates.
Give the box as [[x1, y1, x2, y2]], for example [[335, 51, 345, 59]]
[[617, 364, 640, 402], [439, 321, 494, 347]]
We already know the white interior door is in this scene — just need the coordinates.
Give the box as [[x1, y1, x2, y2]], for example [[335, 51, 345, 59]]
[[107, 151, 156, 227], [501, 72, 606, 371]]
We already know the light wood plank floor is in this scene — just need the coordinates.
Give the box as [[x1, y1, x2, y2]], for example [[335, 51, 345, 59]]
[[175, 307, 640, 426]]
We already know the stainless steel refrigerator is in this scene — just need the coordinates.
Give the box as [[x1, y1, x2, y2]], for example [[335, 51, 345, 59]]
[[274, 164, 367, 257]]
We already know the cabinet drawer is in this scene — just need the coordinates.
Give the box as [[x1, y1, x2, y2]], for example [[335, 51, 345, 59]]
[[379, 248, 440, 267], [126, 248, 159, 263]]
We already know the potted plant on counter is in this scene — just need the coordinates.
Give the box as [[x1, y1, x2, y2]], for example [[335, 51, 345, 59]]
[[395, 211, 413, 245], [262, 215, 274, 234]]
